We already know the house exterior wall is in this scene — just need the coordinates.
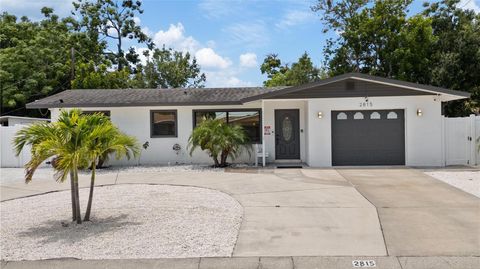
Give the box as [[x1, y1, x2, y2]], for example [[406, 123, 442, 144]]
[[50, 102, 263, 166], [50, 95, 444, 167], [305, 95, 443, 167]]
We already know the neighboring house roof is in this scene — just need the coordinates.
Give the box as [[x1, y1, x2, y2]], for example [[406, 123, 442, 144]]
[[0, 116, 50, 121], [0, 116, 50, 126], [26, 73, 470, 109]]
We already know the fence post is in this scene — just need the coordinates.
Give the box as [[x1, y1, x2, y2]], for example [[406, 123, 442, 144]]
[[470, 114, 478, 165], [441, 115, 446, 166]]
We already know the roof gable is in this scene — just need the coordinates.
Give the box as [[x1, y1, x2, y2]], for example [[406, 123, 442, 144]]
[[242, 73, 470, 102]]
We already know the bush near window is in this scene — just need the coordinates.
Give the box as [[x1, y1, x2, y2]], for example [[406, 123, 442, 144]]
[[188, 118, 251, 167]]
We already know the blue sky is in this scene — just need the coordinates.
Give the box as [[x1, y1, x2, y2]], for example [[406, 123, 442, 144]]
[[1, 0, 479, 87]]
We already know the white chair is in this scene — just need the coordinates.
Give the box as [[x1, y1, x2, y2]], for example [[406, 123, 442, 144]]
[[254, 144, 269, 167]]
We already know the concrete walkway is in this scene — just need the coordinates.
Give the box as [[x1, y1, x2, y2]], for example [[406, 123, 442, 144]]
[[1, 167, 479, 268]]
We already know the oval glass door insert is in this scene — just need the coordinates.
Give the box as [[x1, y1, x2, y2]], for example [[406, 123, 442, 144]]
[[282, 117, 293, 141]]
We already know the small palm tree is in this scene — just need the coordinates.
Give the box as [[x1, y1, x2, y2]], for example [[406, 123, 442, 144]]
[[83, 113, 140, 221], [14, 109, 91, 224], [188, 118, 251, 167]]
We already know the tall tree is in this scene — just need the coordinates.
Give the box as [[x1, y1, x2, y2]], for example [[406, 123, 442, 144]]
[[0, 9, 71, 115], [312, 0, 478, 116], [423, 0, 480, 115], [261, 52, 323, 87], [72, 0, 154, 71], [71, 61, 131, 89], [0, 8, 105, 116], [131, 47, 206, 88]]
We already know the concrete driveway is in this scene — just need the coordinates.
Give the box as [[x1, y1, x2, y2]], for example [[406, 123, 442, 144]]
[[337, 168, 480, 256], [1, 167, 479, 258]]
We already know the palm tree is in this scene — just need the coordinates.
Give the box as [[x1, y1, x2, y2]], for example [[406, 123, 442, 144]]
[[83, 113, 140, 221], [14, 109, 91, 224], [188, 118, 251, 167]]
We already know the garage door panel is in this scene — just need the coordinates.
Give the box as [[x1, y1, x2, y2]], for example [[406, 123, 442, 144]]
[[332, 109, 405, 166]]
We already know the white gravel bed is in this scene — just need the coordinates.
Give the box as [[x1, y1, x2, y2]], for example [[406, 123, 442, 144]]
[[98, 164, 226, 174], [0, 184, 242, 260], [0, 165, 225, 184], [425, 171, 480, 198]]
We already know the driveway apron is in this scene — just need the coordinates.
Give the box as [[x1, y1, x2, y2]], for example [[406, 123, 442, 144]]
[[230, 169, 386, 256], [337, 168, 480, 256]]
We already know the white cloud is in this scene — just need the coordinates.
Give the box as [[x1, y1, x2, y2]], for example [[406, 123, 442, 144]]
[[142, 26, 153, 37], [458, 0, 480, 12], [206, 40, 216, 48], [198, 0, 241, 19], [276, 9, 316, 29], [204, 70, 254, 87], [147, 23, 255, 85], [134, 47, 150, 65], [153, 23, 200, 53], [239, 53, 257, 68], [195, 48, 231, 69], [225, 21, 269, 48], [133, 16, 141, 25]]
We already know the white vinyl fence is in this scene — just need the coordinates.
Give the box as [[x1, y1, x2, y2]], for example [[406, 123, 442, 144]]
[[443, 115, 480, 166], [0, 124, 49, 168]]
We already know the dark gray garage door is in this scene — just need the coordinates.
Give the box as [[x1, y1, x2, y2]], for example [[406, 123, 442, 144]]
[[332, 109, 405, 166]]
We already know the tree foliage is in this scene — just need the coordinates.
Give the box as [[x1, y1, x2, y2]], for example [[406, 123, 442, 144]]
[[131, 47, 206, 88], [312, 0, 479, 116], [261, 52, 324, 87], [188, 118, 251, 167], [0, 10, 71, 112], [72, 61, 131, 89], [72, 0, 153, 71], [1, 2, 208, 116]]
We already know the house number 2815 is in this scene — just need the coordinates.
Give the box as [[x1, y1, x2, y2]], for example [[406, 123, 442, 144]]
[[352, 260, 376, 267], [359, 101, 373, 107]]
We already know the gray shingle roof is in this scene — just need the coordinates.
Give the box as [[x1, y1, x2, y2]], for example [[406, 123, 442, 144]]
[[26, 73, 469, 109], [26, 87, 287, 108]]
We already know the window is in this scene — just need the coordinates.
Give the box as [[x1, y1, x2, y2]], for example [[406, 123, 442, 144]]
[[337, 112, 348, 120], [82, 110, 111, 117], [195, 111, 227, 126], [353, 112, 364, 120], [387, 111, 398, 119], [193, 110, 261, 143], [151, 110, 177, 137], [370, 112, 381, 119], [228, 111, 261, 143]]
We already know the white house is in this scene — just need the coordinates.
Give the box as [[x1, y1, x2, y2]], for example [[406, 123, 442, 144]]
[[26, 73, 470, 167], [0, 116, 50, 126]]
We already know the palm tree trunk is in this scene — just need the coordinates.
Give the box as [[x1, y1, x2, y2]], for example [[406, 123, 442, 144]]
[[220, 151, 228, 167], [84, 160, 96, 221], [73, 169, 82, 224], [213, 155, 220, 167], [70, 171, 76, 221]]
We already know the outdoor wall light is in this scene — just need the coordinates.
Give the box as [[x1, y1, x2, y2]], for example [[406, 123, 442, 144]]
[[318, 111, 323, 119], [417, 109, 423, 117]]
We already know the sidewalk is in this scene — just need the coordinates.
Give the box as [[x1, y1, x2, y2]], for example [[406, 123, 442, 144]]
[[2, 256, 479, 269]]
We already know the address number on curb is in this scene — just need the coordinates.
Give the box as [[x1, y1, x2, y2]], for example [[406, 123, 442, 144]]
[[352, 260, 376, 267]]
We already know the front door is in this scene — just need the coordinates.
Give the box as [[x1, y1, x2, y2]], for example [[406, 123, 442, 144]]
[[275, 109, 300, 159]]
